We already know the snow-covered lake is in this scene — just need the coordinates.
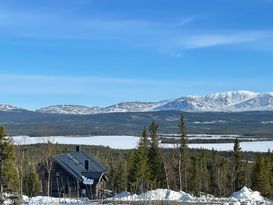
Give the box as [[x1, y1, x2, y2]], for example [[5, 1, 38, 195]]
[[11, 135, 273, 152], [11, 135, 139, 149]]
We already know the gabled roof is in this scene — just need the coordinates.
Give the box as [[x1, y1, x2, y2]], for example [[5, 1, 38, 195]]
[[53, 151, 107, 183]]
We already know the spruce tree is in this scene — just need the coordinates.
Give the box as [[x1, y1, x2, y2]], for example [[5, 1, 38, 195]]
[[129, 127, 151, 193], [23, 163, 41, 197], [178, 114, 190, 192], [233, 138, 244, 191], [192, 150, 209, 196], [252, 156, 271, 197], [0, 126, 19, 196], [148, 121, 166, 189]]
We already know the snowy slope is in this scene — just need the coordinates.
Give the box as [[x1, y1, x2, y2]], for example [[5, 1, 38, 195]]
[[102, 101, 158, 113], [231, 93, 273, 111], [36, 105, 102, 115], [0, 104, 25, 112], [102, 99, 173, 113], [156, 90, 259, 112]]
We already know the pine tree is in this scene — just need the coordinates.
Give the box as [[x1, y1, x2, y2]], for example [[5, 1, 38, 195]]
[[178, 114, 190, 192], [232, 138, 244, 191], [0, 126, 19, 196], [148, 121, 166, 189]]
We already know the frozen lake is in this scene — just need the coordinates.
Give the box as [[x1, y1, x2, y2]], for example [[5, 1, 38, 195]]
[[11, 135, 273, 152]]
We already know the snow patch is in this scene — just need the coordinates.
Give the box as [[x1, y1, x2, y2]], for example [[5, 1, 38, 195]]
[[26, 196, 95, 205], [82, 176, 94, 185], [261, 121, 273, 124]]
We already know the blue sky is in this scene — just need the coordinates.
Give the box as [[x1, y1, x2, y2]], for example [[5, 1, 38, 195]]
[[1, 0, 273, 110]]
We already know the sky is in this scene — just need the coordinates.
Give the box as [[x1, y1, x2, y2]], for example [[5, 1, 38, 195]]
[[1, 0, 273, 110]]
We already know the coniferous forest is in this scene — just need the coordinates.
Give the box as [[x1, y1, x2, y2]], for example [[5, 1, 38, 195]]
[[0, 114, 273, 201]]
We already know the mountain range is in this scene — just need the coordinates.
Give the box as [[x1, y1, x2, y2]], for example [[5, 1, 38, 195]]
[[1, 90, 273, 115]]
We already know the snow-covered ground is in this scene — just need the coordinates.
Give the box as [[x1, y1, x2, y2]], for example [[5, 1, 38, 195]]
[[22, 196, 97, 205], [12, 135, 273, 152], [3, 186, 270, 205], [109, 187, 272, 205]]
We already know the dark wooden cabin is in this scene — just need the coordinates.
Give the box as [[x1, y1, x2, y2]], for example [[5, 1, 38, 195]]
[[41, 145, 108, 199]]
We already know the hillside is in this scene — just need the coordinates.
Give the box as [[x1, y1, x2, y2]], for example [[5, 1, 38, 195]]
[[1, 110, 273, 137]]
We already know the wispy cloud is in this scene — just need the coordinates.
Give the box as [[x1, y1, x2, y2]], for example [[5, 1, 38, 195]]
[[179, 31, 273, 49], [1, 1, 273, 54]]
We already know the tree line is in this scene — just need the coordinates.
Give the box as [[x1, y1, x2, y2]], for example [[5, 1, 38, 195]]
[[0, 113, 273, 201], [108, 114, 273, 198]]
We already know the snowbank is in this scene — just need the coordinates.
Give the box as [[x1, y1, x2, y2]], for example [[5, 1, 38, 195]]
[[229, 186, 265, 203], [17, 187, 271, 205], [110, 187, 272, 205], [111, 188, 193, 202], [24, 196, 96, 205]]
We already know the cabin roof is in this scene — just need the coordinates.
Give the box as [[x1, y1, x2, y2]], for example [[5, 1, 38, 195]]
[[53, 151, 107, 183]]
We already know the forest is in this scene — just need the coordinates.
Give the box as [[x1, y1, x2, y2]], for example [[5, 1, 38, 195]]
[[0, 114, 273, 204]]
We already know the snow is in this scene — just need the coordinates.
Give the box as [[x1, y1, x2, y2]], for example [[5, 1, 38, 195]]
[[82, 176, 94, 185], [34, 90, 273, 114], [24, 196, 96, 205], [11, 135, 139, 149], [192, 120, 227, 124], [110, 187, 272, 205], [110, 189, 193, 202], [0, 104, 24, 112], [187, 141, 273, 152], [1, 187, 271, 205], [262, 121, 273, 124], [229, 186, 265, 203], [11, 135, 273, 152], [232, 93, 273, 111], [36, 105, 102, 115]]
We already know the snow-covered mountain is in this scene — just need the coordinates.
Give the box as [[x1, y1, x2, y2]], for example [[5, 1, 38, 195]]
[[12, 90, 273, 115], [231, 93, 273, 111], [102, 100, 173, 113], [0, 104, 25, 112], [102, 102, 158, 113], [155, 91, 259, 112], [36, 105, 102, 115]]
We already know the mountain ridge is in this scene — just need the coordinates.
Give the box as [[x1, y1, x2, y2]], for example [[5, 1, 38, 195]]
[[2, 90, 273, 114]]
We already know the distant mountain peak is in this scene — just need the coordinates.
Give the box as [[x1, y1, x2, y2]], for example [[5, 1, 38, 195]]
[[4, 90, 273, 115], [0, 104, 25, 112], [36, 104, 102, 115]]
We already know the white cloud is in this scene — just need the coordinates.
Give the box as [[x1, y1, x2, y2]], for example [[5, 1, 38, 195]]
[[179, 31, 272, 49]]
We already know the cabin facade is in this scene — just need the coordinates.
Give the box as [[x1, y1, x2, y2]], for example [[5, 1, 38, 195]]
[[41, 146, 107, 199]]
